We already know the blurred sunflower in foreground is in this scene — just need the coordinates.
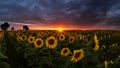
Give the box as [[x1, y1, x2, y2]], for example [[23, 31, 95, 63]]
[[61, 48, 70, 56], [71, 49, 84, 63], [45, 36, 57, 49]]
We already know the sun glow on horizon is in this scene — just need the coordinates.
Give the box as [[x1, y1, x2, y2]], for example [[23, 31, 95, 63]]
[[30, 26, 82, 30], [58, 28, 64, 32], [27, 24, 84, 30], [56, 25, 65, 32]]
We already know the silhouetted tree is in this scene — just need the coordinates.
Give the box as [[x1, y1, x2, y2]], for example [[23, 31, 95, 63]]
[[11, 27, 14, 30], [1, 22, 10, 30], [23, 25, 29, 30]]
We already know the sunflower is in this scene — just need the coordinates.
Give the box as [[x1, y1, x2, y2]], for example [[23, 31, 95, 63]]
[[110, 60, 113, 64], [34, 38, 44, 48], [45, 31, 49, 36], [79, 34, 83, 40], [93, 34, 99, 51], [104, 60, 107, 68], [61, 32, 65, 35], [94, 34, 99, 44], [69, 36, 74, 43], [45, 36, 57, 49], [61, 48, 70, 56], [28, 36, 35, 43], [16, 36, 21, 41], [59, 34, 65, 41], [36, 32, 44, 37], [21, 35, 27, 41], [41, 32, 45, 37], [71, 49, 84, 63], [93, 44, 99, 51]]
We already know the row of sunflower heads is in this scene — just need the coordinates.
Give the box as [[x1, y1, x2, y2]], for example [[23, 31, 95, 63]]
[[16, 34, 85, 63], [17, 33, 76, 45], [16, 34, 57, 49], [27, 35, 58, 49], [61, 48, 84, 63]]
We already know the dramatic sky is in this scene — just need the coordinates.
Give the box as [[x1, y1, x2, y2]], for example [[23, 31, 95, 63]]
[[0, 0, 120, 30]]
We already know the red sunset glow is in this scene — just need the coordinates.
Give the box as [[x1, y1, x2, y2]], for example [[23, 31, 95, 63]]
[[28, 25, 82, 30]]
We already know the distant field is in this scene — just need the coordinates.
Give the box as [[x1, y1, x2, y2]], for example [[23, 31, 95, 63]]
[[0, 30, 120, 68]]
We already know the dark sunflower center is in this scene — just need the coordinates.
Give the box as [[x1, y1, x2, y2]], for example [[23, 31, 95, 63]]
[[70, 38, 73, 41], [36, 40, 42, 45], [52, 33, 54, 35], [61, 36, 63, 39], [74, 52, 81, 58], [63, 49, 68, 53], [48, 39, 54, 45], [30, 38, 33, 41], [22, 36, 25, 39]]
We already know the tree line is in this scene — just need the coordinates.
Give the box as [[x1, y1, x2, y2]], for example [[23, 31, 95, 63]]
[[0, 22, 29, 31]]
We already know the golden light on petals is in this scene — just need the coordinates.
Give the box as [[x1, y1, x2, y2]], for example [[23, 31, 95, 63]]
[[69, 36, 74, 43], [93, 34, 99, 51], [34, 38, 44, 48], [28, 36, 35, 43], [45, 36, 57, 49], [61, 48, 70, 56], [59, 34, 65, 41], [21, 35, 27, 41], [71, 49, 84, 63]]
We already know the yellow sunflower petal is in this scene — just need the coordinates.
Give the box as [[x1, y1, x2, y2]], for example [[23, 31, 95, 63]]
[[69, 36, 74, 43], [61, 48, 70, 56], [71, 49, 84, 63], [28, 36, 35, 43], [59, 34, 65, 41], [34, 38, 44, 48], [45, 36, 57, 49]]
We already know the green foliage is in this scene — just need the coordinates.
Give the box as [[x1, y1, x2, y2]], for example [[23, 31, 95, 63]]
[[0, 30, 120, 68], [0, 43, 11, 68]]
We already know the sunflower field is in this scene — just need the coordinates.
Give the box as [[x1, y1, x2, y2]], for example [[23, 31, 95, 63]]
[[0, 30, 120, 68]]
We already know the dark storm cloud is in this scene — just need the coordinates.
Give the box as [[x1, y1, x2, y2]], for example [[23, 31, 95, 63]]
[[66, 0, 120, 26], [0, 0, 44, 23], [0, 0, 120, 29], [106, 15, 120, 26]]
